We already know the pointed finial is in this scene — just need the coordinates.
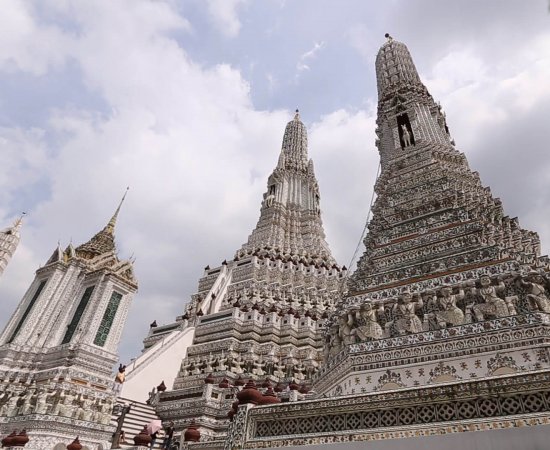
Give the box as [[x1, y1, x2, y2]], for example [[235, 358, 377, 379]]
[[385, 33, 392, 41], [106, 187, 129, 234], [294, 108, 300, 120], [14, 212, 26, 228]]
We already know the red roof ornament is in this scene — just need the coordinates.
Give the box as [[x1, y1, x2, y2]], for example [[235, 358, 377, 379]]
[[66, 437, 82, 450], [12, 430, 29, 448], [218, 378, 230, 389], [157, 380, 167, 392], [133, 426, 152, 447], [234, 376, 245, 387], [288, 380, 300, 391], [204, 373, 215, 384], [1, 431, 17, 448], [236, 379, 263, 405], [260, 387, 281, 405], [184, 420, 201, 442]]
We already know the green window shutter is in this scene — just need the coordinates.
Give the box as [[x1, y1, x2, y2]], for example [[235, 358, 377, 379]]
[[7, 279, 48, 343], [93, 292, 123, 347], [62, 285, 95, 344]]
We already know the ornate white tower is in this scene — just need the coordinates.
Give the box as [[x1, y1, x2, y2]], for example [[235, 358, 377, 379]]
[[0, 216, 23, 277], [122, 112, 344, 445], [0, 192, 138, 450]]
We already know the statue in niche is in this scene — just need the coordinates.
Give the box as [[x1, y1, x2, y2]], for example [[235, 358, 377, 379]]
[[18, 387, 35, 415], [338, 314, 355, 345], [181, 360, 191, 377], [265, 193, 275, 208], [191, 360, 202, 375], [273, 360, 286, 378], [327, 323, 343, 357], [472, 275, 514, 321], [216, 353, 228, 371], [50, 389, 64, 415], [1, 392, 19, 417], [59, 390, 76, 418], [350, 302, 384, 341], [204, 354, 215, 373], [433, 285, 465, 328], [293, 362, 306, 381], [232, 354, 244, 374], [34, 388, 50, 414], [100, 398, 113, 424], [520, 272, 550, 313], [391, 292, 423, 335], [252, 359, 266, 376], [401, 124, 412, 148], [79, 396, 94, 421]]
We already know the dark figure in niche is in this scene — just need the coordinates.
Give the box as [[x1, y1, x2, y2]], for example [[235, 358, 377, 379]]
[[397, 114, 415, 148]]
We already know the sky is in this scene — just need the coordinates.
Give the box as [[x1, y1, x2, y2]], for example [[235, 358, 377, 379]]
[[1, 0, 550, 363]]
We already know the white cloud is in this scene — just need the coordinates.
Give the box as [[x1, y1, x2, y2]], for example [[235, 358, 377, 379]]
[[422, 32, 550, 152], [205, 0, 247, 38], [347, 24, 378, 64], [0, 0, 286, 360], [0, 1, 69, 75], [296, 41, 325, 78], [309, 107, 378, 270]]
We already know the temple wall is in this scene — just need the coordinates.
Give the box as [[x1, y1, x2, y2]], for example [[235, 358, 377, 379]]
[[265, 425, 550, 450]]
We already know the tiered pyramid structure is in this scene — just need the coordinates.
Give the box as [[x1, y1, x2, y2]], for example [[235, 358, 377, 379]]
[[315, 35, 550, 396], [133, 112, 345, 443], [220, 36, 550, 450]]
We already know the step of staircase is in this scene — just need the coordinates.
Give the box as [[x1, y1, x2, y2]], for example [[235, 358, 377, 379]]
[[111, 397, 164, 449]]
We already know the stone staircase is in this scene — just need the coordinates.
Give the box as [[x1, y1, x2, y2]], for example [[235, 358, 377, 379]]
[[111, 397, 164, 449]]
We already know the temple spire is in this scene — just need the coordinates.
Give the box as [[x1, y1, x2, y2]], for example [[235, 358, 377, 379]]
[[106, 187, 129, 234], [0, 213, 24, 277], [281, 108, 308, 170], [238, 112, 334, 263], [373, 35, 453, 169], [75, 188, 129, 259]]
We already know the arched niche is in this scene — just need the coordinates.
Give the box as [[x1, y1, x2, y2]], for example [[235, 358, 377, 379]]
[[491, 366, 517, 376], [431, 374, 457, 384], [397, 113, 415, 148], [379, 382, 402, 391]]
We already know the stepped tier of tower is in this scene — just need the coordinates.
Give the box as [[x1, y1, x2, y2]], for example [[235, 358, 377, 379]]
[[138, 113, 344, 443], [0, 194, 137, 450]]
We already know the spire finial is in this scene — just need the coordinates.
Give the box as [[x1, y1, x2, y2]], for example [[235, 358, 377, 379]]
[[294, 109, 300, 120], [14, 212, 26, 229], [385, 33, 392, 42], [106, 187, 129, 234]]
